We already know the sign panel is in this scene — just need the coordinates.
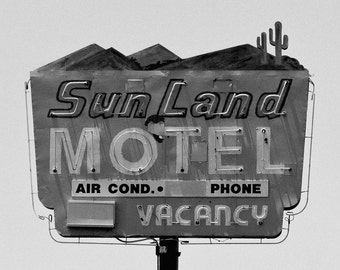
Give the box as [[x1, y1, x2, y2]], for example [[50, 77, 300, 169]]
[[71, 179, 269, 198], [30, 70, 309, 238]]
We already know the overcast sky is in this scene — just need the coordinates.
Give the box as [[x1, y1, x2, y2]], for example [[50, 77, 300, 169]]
[[1, 0, 340, 269]]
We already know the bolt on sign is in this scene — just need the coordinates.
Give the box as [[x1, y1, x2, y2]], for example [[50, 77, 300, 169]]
[[30, 24, 310, 238]]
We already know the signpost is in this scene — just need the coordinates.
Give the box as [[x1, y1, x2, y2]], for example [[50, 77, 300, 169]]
[[28, 22, 312, 269]]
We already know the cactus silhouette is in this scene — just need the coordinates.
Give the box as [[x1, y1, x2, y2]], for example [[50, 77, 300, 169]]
[[269, 21, 288, 65], [257, 32, 268, 64]]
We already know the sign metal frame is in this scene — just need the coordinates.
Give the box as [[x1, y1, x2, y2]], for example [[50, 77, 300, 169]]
[[28, 69, 310, 237]]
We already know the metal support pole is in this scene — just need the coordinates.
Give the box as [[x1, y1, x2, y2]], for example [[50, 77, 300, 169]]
[[156, 238, 180, 270]]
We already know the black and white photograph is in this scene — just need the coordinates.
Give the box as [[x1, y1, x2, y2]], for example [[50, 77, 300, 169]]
[[1, 1, 339, 269]]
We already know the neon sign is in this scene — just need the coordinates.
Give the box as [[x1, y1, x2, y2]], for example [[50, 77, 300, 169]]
[[50, 126, 291, 176], [30, 69, 309, 238], [48, 79, 291, 120]]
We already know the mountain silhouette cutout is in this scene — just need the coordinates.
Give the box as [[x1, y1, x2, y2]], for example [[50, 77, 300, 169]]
[[35, 43, 304, 71], [128, 44, 181, 69]]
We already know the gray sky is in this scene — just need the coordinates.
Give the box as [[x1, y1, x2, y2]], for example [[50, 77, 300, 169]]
[[1, 0, 339, 269]]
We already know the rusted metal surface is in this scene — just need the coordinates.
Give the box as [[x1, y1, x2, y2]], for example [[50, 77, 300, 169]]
[[30, 67, 309, 238], [29, 22, 310, 239]]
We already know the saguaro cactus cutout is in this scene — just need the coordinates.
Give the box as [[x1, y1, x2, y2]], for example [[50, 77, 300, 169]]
[[269, 21, 288, 65], [257, 32, 268, 64]]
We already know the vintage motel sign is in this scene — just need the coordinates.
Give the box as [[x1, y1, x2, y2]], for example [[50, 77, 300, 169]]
[[30, 41, 309, 238]]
